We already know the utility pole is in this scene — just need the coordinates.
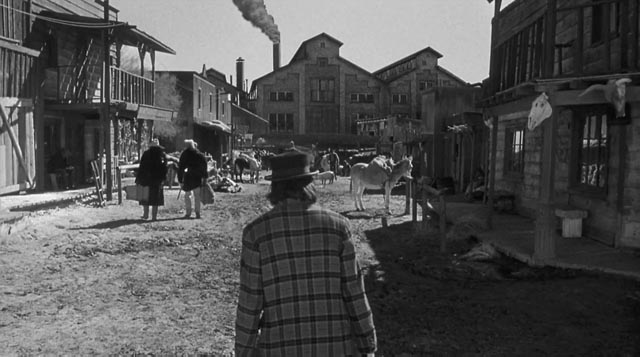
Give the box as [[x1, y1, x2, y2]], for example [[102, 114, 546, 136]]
[[102, 0, 113, 201]]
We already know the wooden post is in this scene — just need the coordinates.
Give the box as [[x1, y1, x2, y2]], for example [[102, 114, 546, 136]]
[[439, 195, 447, 252], [117, 166, 122, 204], [533, 0, 558, 260], [103, 0, 113, 201], [421, 187, 429, 231], [404, 177, 411, 215], [487, 115, 498, 229], [534, 95, 557, 260]]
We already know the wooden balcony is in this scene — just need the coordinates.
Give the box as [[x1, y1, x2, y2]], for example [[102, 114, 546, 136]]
[[44, 65, 154, 106], [484, 0, 640, 100]]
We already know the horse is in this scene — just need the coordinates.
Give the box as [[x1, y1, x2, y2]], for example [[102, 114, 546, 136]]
[[236, 153, 261, 183], [350, 156, 413, 213]]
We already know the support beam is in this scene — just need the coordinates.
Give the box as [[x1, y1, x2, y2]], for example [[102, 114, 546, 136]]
[[533, 92, 557, 260]]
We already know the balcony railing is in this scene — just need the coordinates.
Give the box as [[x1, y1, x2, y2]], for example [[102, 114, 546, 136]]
[[44, 65, 154, 106], [111, 67, 154, 105]]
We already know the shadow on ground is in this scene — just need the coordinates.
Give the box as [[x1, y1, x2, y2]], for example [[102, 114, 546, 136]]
[[72, 217, 183, 230]]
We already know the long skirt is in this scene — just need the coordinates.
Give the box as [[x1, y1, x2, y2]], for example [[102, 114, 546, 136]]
[[139, 184, 164, 206]]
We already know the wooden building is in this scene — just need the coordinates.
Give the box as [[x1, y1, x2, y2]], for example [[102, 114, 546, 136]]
[[157, 69, 233, 166], [248, 33, 468, 150], [480, 0, 640, 251], [1, 0, 175, 199]]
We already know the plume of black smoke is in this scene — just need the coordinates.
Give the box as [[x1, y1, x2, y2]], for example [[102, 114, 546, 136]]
[[232, 0, 280, 43]]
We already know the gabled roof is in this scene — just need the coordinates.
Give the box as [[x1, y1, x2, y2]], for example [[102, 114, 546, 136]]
[[436, 65, 468, 86], [373, 47, 443, 75], [290, 32, 343, 64]]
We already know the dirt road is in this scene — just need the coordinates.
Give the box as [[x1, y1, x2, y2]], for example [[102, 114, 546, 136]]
[[1, 179, 639, 355]]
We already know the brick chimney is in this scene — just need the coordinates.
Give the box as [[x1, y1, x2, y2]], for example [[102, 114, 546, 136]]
[[236, 57, 244, 91], [273, 43, 280, 71]]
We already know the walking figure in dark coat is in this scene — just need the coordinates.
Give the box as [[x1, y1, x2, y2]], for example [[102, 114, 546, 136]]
[[135, 139, 168, 221], [177, 139, 208, 219]]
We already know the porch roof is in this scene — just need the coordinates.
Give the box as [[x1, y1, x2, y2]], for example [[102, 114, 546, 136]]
[[36, 11, 176, 55], [197, 120, 232, 134]]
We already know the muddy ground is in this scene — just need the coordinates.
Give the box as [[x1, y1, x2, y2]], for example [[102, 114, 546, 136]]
[[1, 178, 639, 356]]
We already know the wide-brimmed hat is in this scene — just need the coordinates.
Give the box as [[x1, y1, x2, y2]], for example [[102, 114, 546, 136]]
[[184, 139, 197, 149], [266, 148, 318, 182]]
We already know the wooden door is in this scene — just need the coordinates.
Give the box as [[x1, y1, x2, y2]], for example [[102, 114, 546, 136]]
[[0, 98, 35, 195]]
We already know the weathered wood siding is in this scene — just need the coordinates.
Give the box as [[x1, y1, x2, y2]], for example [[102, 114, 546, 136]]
[[43, 29, 103, 103], [0, 98, 35, 194]]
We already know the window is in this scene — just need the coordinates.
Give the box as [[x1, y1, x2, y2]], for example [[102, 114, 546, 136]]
[[311, 79, 335, 102], [572, 108, 609, 191], [349, 93, 374, 103], [320, 41, 325, 48], [269, 91, 293, 101], [392, 94, 408, 104], [591, 0, 620, 44], [197, 88, 202, 109], [504, 127, 525, 176], [268, 113, 294, 133], [209, 93, 213, 113], [318, 57, 328, 66]]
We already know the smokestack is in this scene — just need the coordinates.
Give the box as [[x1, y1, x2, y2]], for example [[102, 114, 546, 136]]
[[273, 42, 280, 71], [236, 57, 245, 90]]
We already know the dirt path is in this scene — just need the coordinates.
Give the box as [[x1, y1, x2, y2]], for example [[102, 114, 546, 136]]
[[1, 178, 639, 355]]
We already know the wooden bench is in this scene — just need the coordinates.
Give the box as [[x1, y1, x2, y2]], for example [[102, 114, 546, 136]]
[[554, 206, 588, 238]]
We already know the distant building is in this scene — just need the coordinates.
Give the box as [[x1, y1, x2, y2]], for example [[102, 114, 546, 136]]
[[156, 70, 233, 165], [248, 33, 469, 150]]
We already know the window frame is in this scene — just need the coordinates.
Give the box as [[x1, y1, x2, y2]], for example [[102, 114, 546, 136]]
[[503, 125, 526, 179], [268, 113, 294, 133], [569, 106, 611, 196], [310, 78, 335, 103], [392, 93, 408, 105], [269, 91, 294, 102]]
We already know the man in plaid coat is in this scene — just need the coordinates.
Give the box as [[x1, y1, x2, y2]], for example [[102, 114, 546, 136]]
[[235, 148, 377, 356]]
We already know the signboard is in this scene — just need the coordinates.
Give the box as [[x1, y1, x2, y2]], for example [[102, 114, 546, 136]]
[[137, 105, 174, 122]]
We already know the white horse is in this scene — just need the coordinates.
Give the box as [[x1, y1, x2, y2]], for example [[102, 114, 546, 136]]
[[350, 156, 413, 213]]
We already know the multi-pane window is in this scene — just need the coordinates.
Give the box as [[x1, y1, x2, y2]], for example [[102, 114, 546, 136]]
[[504, 127, 525, 176], [209, 93, 213, 113], [197, 88, 202, 109], [310, 79, 335, 102], [268, 113, 294, 133], [574, 109, 609, 190], [350, 93, 374, 103], [318, 57, 328, 66], [269, 91, 293, 101], [392, 94, 408, 104]]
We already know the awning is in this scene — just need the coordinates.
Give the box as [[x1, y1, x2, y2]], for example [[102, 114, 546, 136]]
[[199, 120, 232, 133], [137, 104, 174, 122], [231, 103, 268, 124]]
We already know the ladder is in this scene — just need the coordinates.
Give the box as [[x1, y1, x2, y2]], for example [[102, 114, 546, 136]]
[[90, 160, 105, 206]]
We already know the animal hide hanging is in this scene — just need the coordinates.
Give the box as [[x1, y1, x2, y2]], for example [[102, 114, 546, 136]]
[[527, 92, 553, 131]]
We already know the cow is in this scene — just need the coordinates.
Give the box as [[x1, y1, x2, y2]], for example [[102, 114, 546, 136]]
[[350, 155, 413, 213]]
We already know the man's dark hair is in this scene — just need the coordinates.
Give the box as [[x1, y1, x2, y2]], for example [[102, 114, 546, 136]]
[[267, 176, 317, 206]]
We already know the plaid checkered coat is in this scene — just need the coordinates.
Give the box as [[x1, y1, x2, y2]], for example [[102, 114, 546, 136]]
[[235, 199, 377, 356]]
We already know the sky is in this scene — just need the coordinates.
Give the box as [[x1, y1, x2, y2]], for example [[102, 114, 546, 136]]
[[110, 0, 515, 87]]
